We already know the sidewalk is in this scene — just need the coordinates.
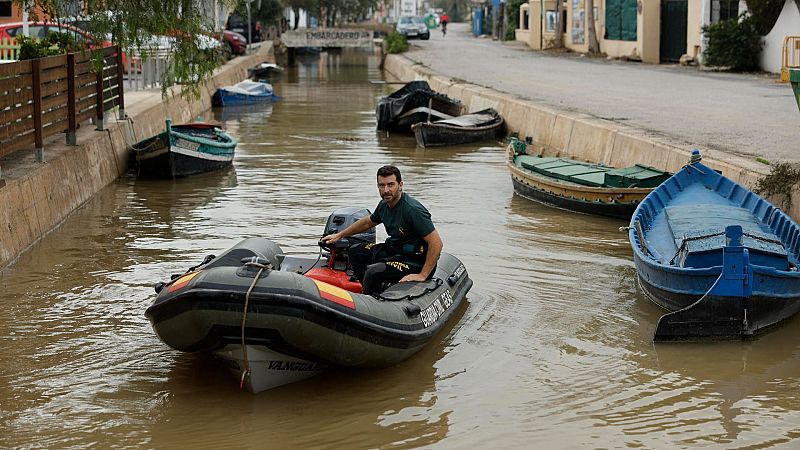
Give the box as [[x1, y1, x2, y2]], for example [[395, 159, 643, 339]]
[[403, 23, 798, 163]]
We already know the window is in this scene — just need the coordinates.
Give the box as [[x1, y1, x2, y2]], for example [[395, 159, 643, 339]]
[[712, 0, 740, 23], [0, 1, 11, 17], [6, 26, 49, 39], [605, 0, 637, 41]]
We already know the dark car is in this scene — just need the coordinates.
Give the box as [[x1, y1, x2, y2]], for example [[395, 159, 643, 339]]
[[226, 14, 261, 43], [395, 16, 430, 40]]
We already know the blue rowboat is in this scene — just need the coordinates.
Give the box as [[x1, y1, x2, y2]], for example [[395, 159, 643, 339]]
[[212, 80, 278, 106], [629, 150, 800, 341], [132, 119, 237, 178]]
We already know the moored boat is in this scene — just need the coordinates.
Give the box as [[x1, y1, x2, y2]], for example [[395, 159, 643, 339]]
[[629, 150, 800, 341], [507, 139, 670, 219], [411, 108, 505, 147], [144, 207, 473, 393], [376, 80, 464, 133], [131, 119, 237, 178], [212, 80, 278, 106], [248, 62, 284, 80]]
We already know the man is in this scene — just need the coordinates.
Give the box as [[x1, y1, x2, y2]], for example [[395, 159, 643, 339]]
[[440, 12, 449, 36], [321, 165, 443, 295]]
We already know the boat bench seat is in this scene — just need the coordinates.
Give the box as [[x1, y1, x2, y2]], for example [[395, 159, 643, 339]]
[[517, 157, 610, 187], [666, 204, 788, 269]]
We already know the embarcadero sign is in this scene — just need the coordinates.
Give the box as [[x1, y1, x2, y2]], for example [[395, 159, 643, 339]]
[[282, 29, 375, 48]]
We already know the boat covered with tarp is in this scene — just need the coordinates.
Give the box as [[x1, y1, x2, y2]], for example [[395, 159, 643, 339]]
[[376, 81, 464, 133], [131, 119, 237, 178], [629, 150, 800, 341], [412, 108, 505, 147], [145, 207, 473, 393], [507, 139, 670, 219], [212, 80, 279, 106]]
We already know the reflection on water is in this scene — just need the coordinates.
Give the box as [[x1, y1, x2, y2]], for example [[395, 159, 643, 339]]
[[1, 49, 800, 448]]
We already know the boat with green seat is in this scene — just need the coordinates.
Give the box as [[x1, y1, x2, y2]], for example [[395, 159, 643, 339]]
[[507, 139, 671, 219]]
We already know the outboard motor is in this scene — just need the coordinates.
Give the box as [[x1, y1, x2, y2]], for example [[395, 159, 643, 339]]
[[306, 207, 376, 293], [322, 207, 376, 246]]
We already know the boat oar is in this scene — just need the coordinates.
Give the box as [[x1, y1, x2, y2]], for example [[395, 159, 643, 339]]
[[654, 226, 754, 341]]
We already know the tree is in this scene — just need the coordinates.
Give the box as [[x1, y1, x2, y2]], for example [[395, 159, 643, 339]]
[[14, 0, 239, 98], [554, 0, 563, 47], [744, 0, 784, 35], [586, 0, 599, 53]]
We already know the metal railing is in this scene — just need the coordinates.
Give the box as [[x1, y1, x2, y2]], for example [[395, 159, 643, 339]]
[[780, 36, 800, 83]]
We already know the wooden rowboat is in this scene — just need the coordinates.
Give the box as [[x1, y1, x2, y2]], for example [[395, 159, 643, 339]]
[[411, 108, 505, 147], [507, 139, 670, 219], [630, 150, 800, 341]]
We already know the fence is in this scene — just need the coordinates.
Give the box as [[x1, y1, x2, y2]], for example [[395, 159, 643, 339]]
[[0, 37, 20, 60], [0, 45, 124, 166]]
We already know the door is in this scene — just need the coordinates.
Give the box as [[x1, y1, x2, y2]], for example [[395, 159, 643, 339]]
[[660, 0, 688, 63]]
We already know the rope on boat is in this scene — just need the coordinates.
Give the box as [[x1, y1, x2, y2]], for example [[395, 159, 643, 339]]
[[239, 260, 272, 389]]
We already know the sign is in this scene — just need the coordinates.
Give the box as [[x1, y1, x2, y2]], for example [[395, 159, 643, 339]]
[[282, 29, 374, 48]]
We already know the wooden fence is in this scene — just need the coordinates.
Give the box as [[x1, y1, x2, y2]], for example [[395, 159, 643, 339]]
[[0, 45, 124, 164]]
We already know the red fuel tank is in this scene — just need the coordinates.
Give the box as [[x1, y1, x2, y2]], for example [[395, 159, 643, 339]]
[[305, 268, 362, 293]]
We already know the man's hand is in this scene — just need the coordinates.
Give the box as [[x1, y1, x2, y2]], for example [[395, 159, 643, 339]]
[[400, 273, 427, 282], [321, 233, 341, 245]]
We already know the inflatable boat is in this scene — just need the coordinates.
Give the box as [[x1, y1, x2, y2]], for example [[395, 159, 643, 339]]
[[145, 207, 473, 393]]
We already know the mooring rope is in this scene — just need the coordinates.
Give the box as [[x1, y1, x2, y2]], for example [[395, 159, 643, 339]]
[[239, 260, 271, 389]]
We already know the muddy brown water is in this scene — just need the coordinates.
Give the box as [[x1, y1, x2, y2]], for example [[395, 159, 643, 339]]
[[2, 50, 800, 448]]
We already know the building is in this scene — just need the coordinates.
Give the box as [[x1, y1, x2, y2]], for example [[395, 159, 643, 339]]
[[515, 0, 746, 64]]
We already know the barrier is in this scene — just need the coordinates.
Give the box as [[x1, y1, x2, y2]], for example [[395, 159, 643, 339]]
[[780, 36, 800, 83]]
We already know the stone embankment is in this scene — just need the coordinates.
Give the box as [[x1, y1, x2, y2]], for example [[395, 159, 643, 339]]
[[0, 45, 273, 270], [382, 54, 796, 217]]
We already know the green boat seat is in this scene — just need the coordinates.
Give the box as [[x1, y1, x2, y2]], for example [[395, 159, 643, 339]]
[[604, 164, 671, 188]]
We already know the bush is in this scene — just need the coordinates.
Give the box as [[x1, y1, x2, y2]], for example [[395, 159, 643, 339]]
[[17, 31, 79, 60], [702, 14, 763, 71], [504, 0, 527, 41], [385, 32, 408, 54]]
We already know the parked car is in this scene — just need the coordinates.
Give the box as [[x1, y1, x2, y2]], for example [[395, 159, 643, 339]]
[[226, 14, 261, 43], [219, 30, 247, 56], [396, 16, 430, 40]]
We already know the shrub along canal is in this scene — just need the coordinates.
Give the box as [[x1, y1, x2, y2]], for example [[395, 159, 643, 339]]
[[1, 49, 800, 447]]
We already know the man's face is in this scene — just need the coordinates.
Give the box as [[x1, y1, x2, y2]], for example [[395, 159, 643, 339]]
[[377, 174, 403, 205]]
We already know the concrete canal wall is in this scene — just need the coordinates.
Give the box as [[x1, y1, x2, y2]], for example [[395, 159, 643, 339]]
[[382, 54, 796, 218], [0, 45, 274, 271]]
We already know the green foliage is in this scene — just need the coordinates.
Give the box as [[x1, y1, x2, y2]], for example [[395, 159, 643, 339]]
[[434, 0, 470, 22], [14, 0, 237, 98], [702, 14, 763, 71], [17, 31, 79, 60], [746, 0, 784, 35], [237, 0, 284, 27], [385, 32, 408, 54], [754, 161, 800, 210], [504, 0, 526, 40]]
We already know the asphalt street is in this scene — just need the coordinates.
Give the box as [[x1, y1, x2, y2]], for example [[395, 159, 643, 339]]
[[403, 23, 799, 162]]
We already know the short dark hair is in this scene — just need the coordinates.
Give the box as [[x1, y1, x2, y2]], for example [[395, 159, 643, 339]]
[[377, 165, 402, 183]]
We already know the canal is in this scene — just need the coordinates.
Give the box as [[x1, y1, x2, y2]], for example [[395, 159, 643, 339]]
[[2, 49, 800, 448]]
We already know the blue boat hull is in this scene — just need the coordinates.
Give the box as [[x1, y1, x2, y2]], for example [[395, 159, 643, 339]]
[[629, 152, 800, 340], [212, 90, 277, 106]]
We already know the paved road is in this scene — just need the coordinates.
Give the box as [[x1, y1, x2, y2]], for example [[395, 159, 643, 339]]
[[403, 23, 799, 162]]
